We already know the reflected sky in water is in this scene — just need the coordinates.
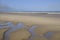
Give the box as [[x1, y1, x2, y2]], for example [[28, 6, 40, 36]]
[[0, 22, 56, 40]]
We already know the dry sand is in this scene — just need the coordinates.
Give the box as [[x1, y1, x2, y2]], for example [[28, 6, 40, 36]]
[[0, 13, 60, 26], [10, 28, 31, 40]]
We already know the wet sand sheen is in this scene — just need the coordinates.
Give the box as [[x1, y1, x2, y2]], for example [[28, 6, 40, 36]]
[[0, 13, 60, 40]]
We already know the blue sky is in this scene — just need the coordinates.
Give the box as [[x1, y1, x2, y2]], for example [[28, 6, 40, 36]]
[[0, 0, 60, 12]]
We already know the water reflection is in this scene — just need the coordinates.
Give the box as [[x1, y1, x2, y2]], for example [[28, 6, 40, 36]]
[[16, 22, 25, 29], [29, 26, 37, 36], [0, 22, 15, 29], [6, 22, 15, 27], [0, 22, 57, 40], [44, 32, 54, 40], [3, 22, 25, 40], [28, 25, 40, 40]]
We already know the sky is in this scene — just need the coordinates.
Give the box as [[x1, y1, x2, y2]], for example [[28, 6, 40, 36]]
[[0, 0, 60, 12]]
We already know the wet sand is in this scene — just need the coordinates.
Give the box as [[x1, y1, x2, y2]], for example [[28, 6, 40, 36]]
[[0, 13, 60, 40]]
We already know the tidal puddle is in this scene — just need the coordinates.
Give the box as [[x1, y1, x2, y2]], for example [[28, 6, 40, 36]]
[[0, 22, 60, 40], [0, 22, 26, 40]]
